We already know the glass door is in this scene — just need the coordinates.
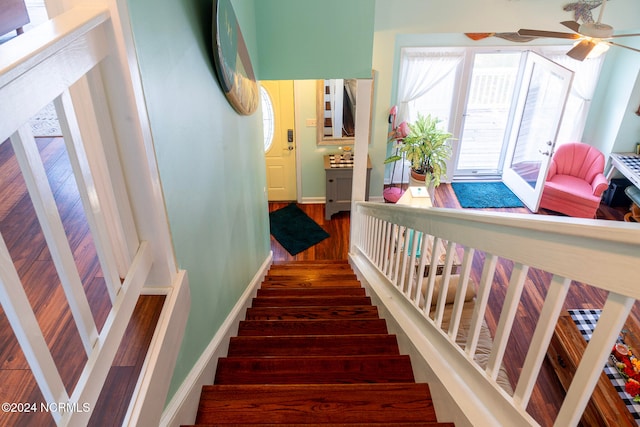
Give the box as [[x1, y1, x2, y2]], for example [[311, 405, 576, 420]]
[[454, 52, 522, 177], [502, 51, 574, 211]]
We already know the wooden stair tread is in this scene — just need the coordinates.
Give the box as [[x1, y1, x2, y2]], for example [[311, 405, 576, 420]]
[[191, 261, 451, 426], [215, 355, 415, 384], [260, 278, 362, 289], [185, 424, 453, 427], [195, 383, 437, 424], [257, 287, 366, 297], [237, 319, 388, 336], [246, 305, 379, 320], [251, 295, 372, 307], [271, 259, 350, 266], [227, 334, 402, 357]]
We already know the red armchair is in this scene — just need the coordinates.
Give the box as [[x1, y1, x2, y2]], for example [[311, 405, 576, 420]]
[[539, 142, 608, 218]]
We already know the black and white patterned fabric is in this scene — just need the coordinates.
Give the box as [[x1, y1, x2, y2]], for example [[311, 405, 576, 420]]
[[328, 154, 354, 168], [568, 309, 640, 423]]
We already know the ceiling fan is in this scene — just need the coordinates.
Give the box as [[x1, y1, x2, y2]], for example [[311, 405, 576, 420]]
[[517, 0, 640, 61]]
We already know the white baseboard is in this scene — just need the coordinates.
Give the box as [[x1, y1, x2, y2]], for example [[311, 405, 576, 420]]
[[126, 270, 190, 427], [300, 197, 326, 204], [299, 196, 384, 204], [159, 253, 272, 427]]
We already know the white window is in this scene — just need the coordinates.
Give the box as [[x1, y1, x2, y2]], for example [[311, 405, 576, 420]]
[[394, 46, 604, 180], [261, 86, 275, 152]]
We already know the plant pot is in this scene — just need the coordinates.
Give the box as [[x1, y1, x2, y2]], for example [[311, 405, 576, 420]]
[[410, 169, 426, 182]]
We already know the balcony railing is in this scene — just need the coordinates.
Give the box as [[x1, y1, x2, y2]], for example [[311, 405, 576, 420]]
[[350, 201, 640, 426], [0, 4, 187, 425]]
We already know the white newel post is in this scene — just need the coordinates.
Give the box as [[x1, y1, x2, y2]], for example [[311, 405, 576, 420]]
[[350, 78, 373, 253]]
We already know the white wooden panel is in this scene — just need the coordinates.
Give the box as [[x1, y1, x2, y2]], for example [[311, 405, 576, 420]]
[[10, 125, 97, 354], [465, 255, 497, 357], [0, 232, 68, 423], [448, 247, 474, 340], [434, 240, 456, 328], [487, 263, 528, 380], [514, 275, 570, 408], [55, 90, 121, 302], [63, 241, 152, 426], [0, 7, 109, 143], [83, 67, 139, 269]]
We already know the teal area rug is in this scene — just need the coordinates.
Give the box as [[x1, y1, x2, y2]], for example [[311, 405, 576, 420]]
[[269, 203, 330, 255], [451, 182, 524, 208]]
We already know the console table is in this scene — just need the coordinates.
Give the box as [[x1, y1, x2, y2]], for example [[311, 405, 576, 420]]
[[607, 153, 640, 190], [324, 154, 371, 220]]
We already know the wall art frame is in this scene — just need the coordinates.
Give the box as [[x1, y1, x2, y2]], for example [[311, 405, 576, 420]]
[[212, 0, 259, 115]]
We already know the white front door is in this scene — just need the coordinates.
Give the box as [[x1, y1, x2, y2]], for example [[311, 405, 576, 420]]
[[502, 52, 574, 212], [262, 80, 297, 201]]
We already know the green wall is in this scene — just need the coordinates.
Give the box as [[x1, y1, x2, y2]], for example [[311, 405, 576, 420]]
[[128, 0, 270, 400], [254, 0, 375, 80], [584, 35, 640, 155]]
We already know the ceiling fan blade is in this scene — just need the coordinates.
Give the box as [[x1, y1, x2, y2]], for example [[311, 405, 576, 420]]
[[567, 39, 597, 61], [464, 33, 494, 41], [518, 28, 581, 39], [607, 41, 640, 54], [610, 33, 640, 38], [560, 21, 581, 33]]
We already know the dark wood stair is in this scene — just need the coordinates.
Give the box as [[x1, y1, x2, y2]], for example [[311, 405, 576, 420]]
[[189, 260, 453, 426]]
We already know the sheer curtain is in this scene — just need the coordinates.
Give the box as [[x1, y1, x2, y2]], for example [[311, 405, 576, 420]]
[[396, 49, 464, 124], [389, 49, 463, 184], [539, 47, 605, 146]]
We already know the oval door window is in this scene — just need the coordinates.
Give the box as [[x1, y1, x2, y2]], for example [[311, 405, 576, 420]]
[[261, 86, 275, 152]]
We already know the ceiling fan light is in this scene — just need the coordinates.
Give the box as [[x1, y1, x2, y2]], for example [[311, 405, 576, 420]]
[[588, 42, 610, 58], [578, 22, 614, 39], [570, 39, 609, 59]]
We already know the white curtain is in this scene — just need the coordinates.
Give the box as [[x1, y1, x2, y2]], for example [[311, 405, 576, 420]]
[[539, 48, 604, 145], [396, 49, 464, 124]]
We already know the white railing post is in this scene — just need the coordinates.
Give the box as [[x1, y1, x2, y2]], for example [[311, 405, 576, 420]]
[[349, 78, 373, 254], [55, 90, 123, 302], [0, 232, 68, 424], [514, 275, 571, 409], [10, 125, 98, 354]]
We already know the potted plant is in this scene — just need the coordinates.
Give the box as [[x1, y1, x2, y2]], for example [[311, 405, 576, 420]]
[[385, 113, 453, 190]]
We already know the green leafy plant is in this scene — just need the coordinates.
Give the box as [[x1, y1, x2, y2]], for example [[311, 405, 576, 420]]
[[385, 113, 454, 187]]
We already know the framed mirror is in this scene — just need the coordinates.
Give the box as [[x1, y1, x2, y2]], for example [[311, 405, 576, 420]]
[[316, 76, 373, 145]]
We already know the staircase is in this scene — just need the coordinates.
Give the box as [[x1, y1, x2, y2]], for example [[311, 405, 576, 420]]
[[187, 260, 453, 426]]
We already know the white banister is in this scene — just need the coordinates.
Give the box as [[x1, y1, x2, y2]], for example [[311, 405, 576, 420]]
[[0, 3, 185, 425], [56, 90, 122, 302], [487, 262, 528, 381], [514, 275, 570, 408], [10, 125, 98, 354], [350, 200, 640, 426], [0, 231, 69, 424]]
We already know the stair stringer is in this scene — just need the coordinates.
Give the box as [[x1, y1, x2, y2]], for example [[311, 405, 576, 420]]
[[350, 251, 537, 427], [159, 253, 272, 427]]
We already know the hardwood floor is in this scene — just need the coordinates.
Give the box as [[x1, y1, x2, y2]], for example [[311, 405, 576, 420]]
[[0, 137, 163, 426], [269, 187, 632, 427]]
